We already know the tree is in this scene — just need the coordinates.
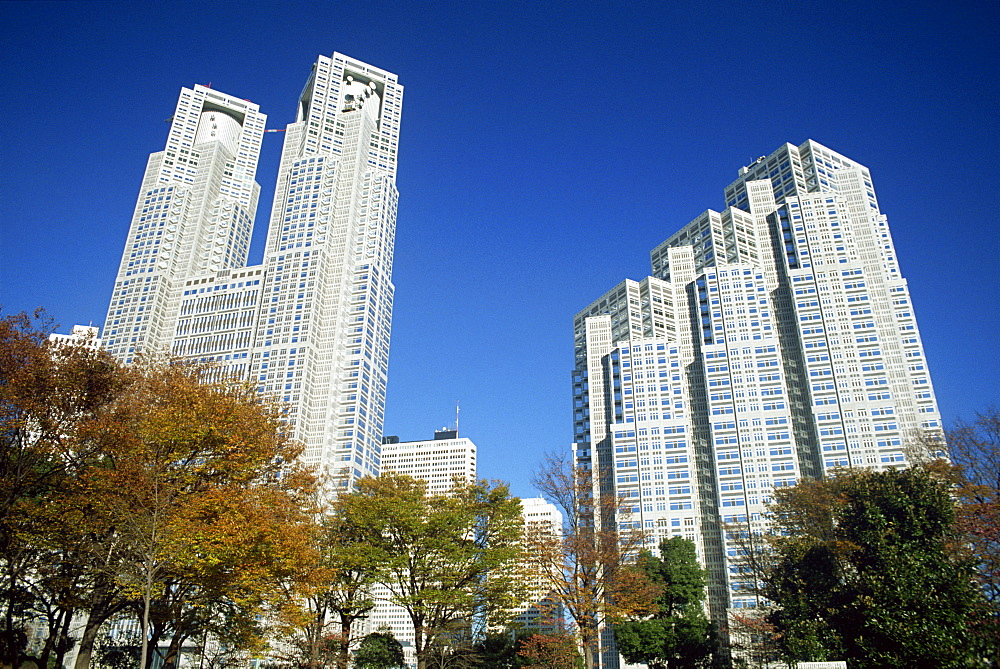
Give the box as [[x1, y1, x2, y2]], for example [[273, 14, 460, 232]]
[[946, 409, 1000, 610], [354, 630, 405, 669], [517, 632, 583, 669], [764, 467, 992, 668], [286, 501, 381, 669], [0, 310, 130, 669], [337, 474, 526, 669], [614, 538, 713, 669], [473, 631, 530, 669], [529, 452, 655, 669], [0, 313, 319, 667], [78, 359, 316, 669]]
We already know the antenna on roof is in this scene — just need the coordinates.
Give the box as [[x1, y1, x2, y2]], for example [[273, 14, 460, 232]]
[[455, 400, 460, 436]]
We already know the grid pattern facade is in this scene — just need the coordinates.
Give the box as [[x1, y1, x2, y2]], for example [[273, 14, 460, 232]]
[[572, 140, 943, 638], [368, 433, 477, 666], [103, 87, 266, 363], [102, 54, 403, 488]]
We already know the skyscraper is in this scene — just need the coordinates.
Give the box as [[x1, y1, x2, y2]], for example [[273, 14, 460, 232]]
[[103, 87, 266, 363], [103, 53, 403, 486], [572, 140, 942, 631]]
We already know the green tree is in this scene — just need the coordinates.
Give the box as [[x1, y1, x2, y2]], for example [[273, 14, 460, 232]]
[[338, 474, 526, 669], [288, 502, 381, 669], [353, 630, 405, 669], [473, 631, 530, 669], [614, 538, 713, 669], [765, 467, 992, 668]]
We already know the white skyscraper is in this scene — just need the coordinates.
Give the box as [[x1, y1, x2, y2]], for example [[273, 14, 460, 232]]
[[103, 87, 266, 363], [572, 140, 942, 635], [103, 54, 402, 488]]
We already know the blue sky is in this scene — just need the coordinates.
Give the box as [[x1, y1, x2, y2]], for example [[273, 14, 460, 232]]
[[2, 0, 997, 498]]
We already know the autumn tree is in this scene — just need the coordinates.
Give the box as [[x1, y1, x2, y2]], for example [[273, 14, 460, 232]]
[[614, 538, 714, 669], [529, 452, 654, 669], [1, 311, 317, 669], [78, 359, 316, 669], [517, 631, 583, 669], [946, 409, 1000, 617], [764, 466, 992, 668], [0, 311, 131, 669], [337, 474, 526, 669]]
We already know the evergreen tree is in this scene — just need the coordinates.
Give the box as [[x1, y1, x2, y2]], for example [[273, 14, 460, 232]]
[[354, 630, 405, 669], [614, 538, 714, 669], [765, 467, 992, 668]]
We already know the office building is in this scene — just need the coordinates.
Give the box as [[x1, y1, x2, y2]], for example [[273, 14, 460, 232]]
[[380, 429, 477, 494], [369, 429, 478, 666], [102, 53, 403, 486], [49, 325, 102, 351], [102, 86, 266, 364], [572, 141, 942, 638], [513, 497, 564, 632]]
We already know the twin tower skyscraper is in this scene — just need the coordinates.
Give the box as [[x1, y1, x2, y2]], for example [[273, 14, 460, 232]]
[[103, 54, 401, 487]]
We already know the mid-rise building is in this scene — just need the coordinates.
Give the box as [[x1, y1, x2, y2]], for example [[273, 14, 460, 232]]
[[369, 429, 478, 666], [49, 324, 102, 351], [513, 497, 564, 632], [572, 141, 942, 655], [380, 429, 477, 494], [102, 53, 403, 487]]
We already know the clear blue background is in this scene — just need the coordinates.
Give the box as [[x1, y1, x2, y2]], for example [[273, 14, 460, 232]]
[[2, 0, 997, 498]]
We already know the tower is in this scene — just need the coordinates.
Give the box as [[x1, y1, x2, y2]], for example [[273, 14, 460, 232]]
[[245, 54, 402, 483], [572, 140, 942, 640], [103, 53, 403, 488], [102, 87, 266, 363]]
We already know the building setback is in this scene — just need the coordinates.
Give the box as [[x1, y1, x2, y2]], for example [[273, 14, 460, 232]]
[[102, 53, 402, 488], [572, 140, 942, 638]]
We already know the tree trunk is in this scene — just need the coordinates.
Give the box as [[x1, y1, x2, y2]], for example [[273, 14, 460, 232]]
[[74, 582, 127, 669], [73, 614, 103, 669], [140, 587, 152, 669], [413, 619, 425, 669], [144, 616, 168, 669], [580, 629, 596, 669], [163, 628, 188, 669], [2, 562, 19, 669], [52, 608, 76, 669], [336, 617, 352, 669]]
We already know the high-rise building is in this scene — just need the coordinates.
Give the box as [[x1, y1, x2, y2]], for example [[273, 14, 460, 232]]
[[513, 497, 564, 632], [103, 87, 266, 364], [572, 140, 942, 637], [102, 53, 403, 487], [370, 429, 478, 666]]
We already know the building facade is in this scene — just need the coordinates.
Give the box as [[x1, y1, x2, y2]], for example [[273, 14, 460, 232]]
[[513, 497, 564, 632], [572, 141, 942, 634], [369, 429, 478, 666], [102, 53, 403, 487]]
